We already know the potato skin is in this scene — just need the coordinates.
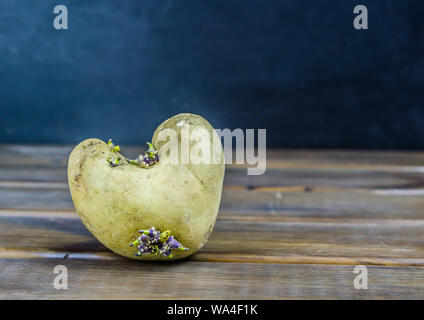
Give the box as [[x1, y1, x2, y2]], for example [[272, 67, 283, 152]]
[[68, 113, 225, 260]]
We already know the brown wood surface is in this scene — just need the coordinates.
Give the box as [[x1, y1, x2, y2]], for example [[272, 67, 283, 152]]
[[0, 144, 423, 299]]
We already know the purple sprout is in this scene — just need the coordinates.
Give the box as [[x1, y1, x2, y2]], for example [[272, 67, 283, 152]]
[[130, 227, 188, 258], [136, 142, 159, 168], [166, 236, 188, 250]]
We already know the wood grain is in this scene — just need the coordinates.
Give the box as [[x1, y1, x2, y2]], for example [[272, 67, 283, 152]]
[[1, 144, 423, 299], [1, 186, 424, 220], [2, 165, 424, 190], [2, 144, 424, 167], [0, 209, 424, 266], [1, 258, 423, 299]]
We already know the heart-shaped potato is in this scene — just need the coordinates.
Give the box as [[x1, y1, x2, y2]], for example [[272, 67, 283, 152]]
[[67, 113, 225, 260]]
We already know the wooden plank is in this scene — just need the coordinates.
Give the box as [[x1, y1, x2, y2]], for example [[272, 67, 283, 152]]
[[224, 169, 424, 189], [1, 145, 423, 298], [1, 144, 423, 190], [0, 257, 423, 299], [0, 144, 72, 167], [2, 144, 424, 168], [1, 186, 423, 220], [0, 145, 143, 167], [1, 210, 424, 266], [0, 166, 67, 183], [2, 165, 424, 190], [220, 188, 424, 220]]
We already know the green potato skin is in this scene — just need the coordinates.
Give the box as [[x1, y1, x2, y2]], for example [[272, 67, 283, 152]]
[[68, 113, 225, 260]]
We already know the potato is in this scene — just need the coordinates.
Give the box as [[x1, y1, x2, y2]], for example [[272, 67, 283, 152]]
[[67, 113, 225, 260]]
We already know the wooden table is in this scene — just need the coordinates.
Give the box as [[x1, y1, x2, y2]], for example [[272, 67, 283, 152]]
[[0, 145, 424, 299]]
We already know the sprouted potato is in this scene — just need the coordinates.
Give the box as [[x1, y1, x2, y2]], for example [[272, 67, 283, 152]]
[[68, 113, 225, 260]]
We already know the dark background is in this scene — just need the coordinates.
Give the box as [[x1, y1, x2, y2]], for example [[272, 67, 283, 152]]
[[0, 0, 423, 149]]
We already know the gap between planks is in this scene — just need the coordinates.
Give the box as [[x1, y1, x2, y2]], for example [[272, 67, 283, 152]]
[[3, 162, 424, 172], [2, 180, 424, 196], [3, 208, 424, 225]]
